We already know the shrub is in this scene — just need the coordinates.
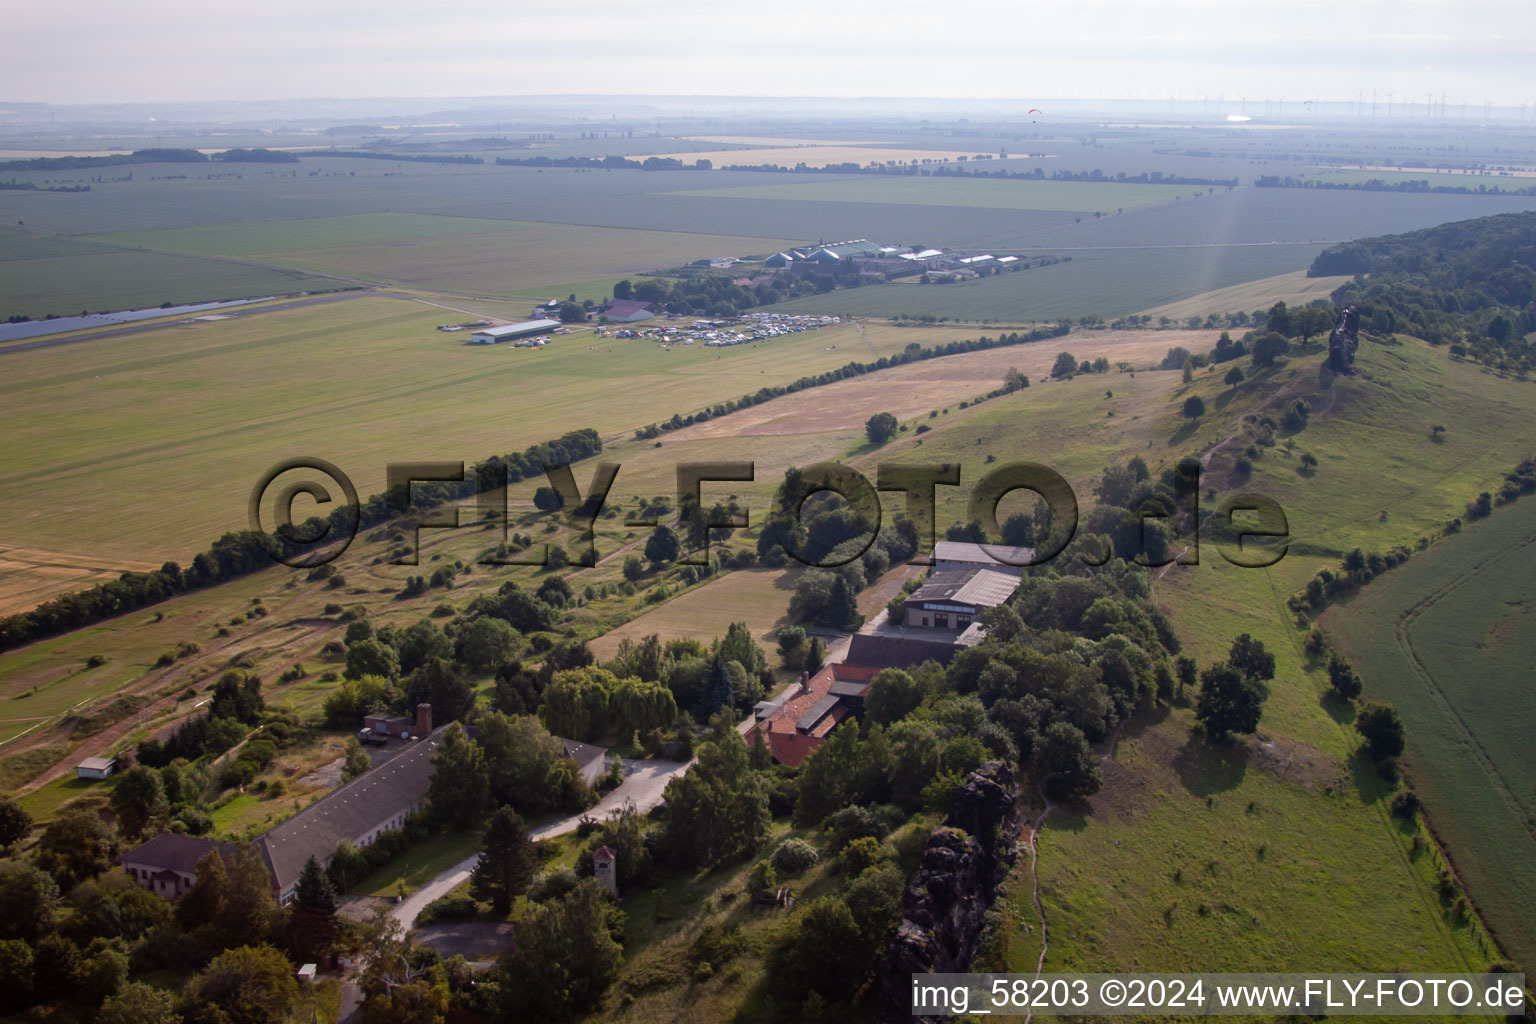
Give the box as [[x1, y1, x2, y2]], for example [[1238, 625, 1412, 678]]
[[769, 839, 819, 876], [748, 859, 778, 894], [528, 868, 579, 903], [1390, 790, 1421, 819], [840, 836, 886, 876], [417, 894, 479, 925]]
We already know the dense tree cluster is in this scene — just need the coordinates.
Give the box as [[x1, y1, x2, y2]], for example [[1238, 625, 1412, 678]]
[[1311, 211, 1536, 369]]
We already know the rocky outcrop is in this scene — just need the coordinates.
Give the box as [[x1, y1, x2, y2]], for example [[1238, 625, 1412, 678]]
[[875, 761, 1022, 1023]]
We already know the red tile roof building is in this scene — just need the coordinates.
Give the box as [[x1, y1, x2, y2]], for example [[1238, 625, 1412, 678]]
[[757, 664, 879, 767]]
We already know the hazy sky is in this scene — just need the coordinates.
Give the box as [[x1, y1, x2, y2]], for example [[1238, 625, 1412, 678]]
[[4, 0, 1533, 107]]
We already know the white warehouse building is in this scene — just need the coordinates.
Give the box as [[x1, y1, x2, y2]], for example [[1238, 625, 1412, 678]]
[[470, 319, 561, 345]]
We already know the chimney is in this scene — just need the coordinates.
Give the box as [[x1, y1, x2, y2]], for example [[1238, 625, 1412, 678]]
[[415, 703, 432, 737], [799, 671, 810, 696]]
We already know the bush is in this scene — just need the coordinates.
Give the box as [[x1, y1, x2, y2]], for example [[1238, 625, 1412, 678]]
[[769, 838, 819, 876], [528, 868, 579, 903], [1390, 790, 1421, 819], [417, 893, 479, 925], [748, 859, 778, 894]]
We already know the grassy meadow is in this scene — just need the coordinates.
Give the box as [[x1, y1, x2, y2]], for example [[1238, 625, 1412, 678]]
[[1325, 501, 1536, 968], [0, 297, 996, 572]]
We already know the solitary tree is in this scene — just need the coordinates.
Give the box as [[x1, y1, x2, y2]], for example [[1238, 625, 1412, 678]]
[[1195, 662, 1268, 741], [1226, 634, 1275, 684], [644, 524, 681, 566], [470, 807, 535, 916], [294, 855, 338, 917], [1051, 351, 1079, 379], [865, 412, 899, 446], [1250, 331, 1289, 368], [1326, 652, 1363, 699], [1183, 395, 1206, 419], [1355, 703, 1405, 760], [109, 766, 168, 839], [0, 798, 32, 850]]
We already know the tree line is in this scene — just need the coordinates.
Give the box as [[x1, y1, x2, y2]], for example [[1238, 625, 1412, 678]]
[[1258, 174, 1536, 197]]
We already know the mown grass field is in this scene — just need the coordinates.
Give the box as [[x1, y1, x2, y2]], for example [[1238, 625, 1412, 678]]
[[771, 244, 1326, 322], [1001, 706, 1486, 979], [96, 213, 796, 297], [670, 176, 1208, 212], [0, 225, 341, 320], [1137, 269, 1353, 321], [0, 297, 983, 571], [1324, 501, 1536, 968]]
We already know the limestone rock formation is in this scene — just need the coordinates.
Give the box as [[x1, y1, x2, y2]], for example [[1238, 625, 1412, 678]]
[[875, 761, 1021, 1023]]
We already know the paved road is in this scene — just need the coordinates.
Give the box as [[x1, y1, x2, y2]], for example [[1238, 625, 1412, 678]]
[[390, 756, 691, 930], [0, 290, 369, 356]]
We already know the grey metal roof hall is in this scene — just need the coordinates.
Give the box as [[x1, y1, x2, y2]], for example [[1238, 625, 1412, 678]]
[[257, 726, 444, 895], [908, 568, 1020, 609]]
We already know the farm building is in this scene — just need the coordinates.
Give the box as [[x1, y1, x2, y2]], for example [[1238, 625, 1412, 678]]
[[76, 756, 116, 780], [256, 718, 445, 901], [847, 564, 1020, 668], [932, 539, 1033, 575], [120, 833, 237, 899], [804, 239, 882, 264], [469, 319, 560, 344], [360, 703, 432, 745], [599, 299, 655, 323], [754, 664, 879, 767], [901, 568, 1019, 630], [765, 251, 797, 268]]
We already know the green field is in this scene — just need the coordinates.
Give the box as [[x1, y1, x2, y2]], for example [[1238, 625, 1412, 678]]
[[1325, 500, 1536, 968], [1003, 706, 1484, 977], [96, 213, 796, 297], [669, 176, 1210, 212], [770, 244, 1326, 322], [0, 225, 342, 320]]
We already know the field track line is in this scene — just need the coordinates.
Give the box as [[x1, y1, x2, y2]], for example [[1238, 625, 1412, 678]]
[[1387, 526, 1536, 838]]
